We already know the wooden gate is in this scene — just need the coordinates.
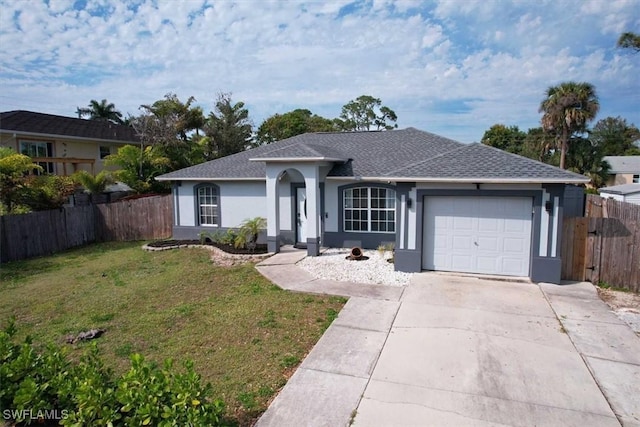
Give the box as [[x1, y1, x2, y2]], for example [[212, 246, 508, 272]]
[[562, 216, 640, 291]]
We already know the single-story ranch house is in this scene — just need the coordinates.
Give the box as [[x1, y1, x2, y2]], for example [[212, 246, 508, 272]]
[[157, 128, 588, 284]]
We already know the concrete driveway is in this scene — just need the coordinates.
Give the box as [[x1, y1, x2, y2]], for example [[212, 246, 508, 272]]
[[256, 254, 640, 427]]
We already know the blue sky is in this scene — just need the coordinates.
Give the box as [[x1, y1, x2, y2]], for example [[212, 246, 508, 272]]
[[0, 0, 638, 143]]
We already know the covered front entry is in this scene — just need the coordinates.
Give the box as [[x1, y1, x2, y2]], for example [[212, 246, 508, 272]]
[[422, 196, 532, 276]]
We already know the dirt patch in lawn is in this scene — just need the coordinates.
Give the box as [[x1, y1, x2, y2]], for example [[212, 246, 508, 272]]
[[597, 287, 640, 335]]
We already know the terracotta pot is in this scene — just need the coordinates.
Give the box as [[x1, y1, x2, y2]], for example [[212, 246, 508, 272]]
[[350, 247, 363, 259]]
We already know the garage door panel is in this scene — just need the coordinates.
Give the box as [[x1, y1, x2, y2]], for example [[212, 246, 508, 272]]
[[423, 196, 532, 277], [478, 217, 500, 232], [452, 236, 472, 250], [451, 255, 473, 270], [453, 216, 473, 230], [503, 237, 526, 253], [476, 256, 498, 271], [501, 258, 527, 275], [477, 236, 498, 251]]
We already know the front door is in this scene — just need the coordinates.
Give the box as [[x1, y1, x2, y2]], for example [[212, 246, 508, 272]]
[[296, 187, 307, 246]]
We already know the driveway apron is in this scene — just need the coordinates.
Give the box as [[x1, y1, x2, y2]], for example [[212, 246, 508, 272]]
[[256, 251, 631, 427], [353, 274, 620, 426]]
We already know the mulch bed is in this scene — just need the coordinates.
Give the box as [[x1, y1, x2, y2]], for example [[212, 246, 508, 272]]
[[147, 240, 269, 255]]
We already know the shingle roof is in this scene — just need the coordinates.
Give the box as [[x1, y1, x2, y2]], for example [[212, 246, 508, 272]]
[[384, 143, 588, 181], [600, 183, 640, 195], [603, 156, 640, 173], [157, 128, 588, 183], [0, 110, 139, 143]]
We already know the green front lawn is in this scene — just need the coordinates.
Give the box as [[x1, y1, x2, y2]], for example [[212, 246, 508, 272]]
[[0, 242, 346, 425]]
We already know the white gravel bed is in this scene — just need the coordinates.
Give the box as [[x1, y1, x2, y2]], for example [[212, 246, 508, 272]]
[[296, 248, 412, 286]]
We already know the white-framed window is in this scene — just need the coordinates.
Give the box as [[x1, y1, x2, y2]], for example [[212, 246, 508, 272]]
[[344, 187, 395, 233], [633, 174, 639, 184], [19, 140, 54, 174], [197, 185, 219, 226]]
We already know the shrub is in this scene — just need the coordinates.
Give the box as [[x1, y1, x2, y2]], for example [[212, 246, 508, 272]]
[[72, 170, 114, 194], [0, 318, 226, 426]]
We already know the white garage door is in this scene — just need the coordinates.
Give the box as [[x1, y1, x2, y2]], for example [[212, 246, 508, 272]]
[[422, 196, 532, 276]]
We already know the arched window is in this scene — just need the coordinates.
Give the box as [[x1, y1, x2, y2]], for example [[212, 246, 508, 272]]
[[196, 184, 220, 226], [343, 187, 395, 233]]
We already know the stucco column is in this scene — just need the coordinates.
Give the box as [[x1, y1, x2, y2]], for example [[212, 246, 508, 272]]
[[304, 167, 321, 256], [265, 166, 281, 253]]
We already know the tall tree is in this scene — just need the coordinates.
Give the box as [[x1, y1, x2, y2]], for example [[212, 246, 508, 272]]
[[589, 116, 640, 156], [133, 93, 205, 169], [520, 127, 557, 163], [480, 124, 526, 154], [141, 93, 205, 141], [203, 93, 253, 160], [565, 136, 611, 188], [336, 95, 398, 131], [539, 82, 599, 169], [256, 109, 336, 145], [617, 31, 640, 52], [76, 99, 124, 124]]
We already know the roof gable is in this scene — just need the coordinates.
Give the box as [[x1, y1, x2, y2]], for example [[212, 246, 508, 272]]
[[0, 110, 139, 143]]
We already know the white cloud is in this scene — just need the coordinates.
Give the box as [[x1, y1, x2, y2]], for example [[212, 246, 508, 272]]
[[0, 0, 638, 143]]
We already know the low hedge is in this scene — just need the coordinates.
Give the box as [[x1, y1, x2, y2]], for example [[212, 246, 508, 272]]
[[0, 318, 226, 426]]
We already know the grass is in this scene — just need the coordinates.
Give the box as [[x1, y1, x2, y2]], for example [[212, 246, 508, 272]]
[[0, 242, 346, 426]]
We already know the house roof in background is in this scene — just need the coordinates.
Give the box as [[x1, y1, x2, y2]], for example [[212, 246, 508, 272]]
[[0, 110, 139, 143], [603, 156, 640, 174], [600, 183, 640, 195], [157, 127, 588, 184]]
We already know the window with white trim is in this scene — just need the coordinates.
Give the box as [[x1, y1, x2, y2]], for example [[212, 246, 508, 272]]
[[344, 187, 395, 233], [19, 140, 54, 174], [197, 185, 219, 226], [633, 174, 639, 184]]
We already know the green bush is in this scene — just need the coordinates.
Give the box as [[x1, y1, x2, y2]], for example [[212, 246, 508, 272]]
[[0, 318, 226, 426]]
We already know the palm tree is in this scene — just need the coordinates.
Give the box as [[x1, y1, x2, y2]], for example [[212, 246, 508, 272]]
[[617, 31, 640, 52], [73, 170, 114, 194], [76, 99, 124, 124], [539, 82, 599, 169]]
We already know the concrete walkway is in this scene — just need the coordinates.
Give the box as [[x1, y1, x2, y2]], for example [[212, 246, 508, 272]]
[[255, 248, 640, 427]]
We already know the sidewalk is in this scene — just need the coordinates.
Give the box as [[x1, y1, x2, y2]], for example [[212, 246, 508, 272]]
[[255, 247, 402, 426]]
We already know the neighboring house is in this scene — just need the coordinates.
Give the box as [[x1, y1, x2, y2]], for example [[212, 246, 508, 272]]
[[603, 156, 640, 186], [0, 110, 139, 176], [157, 128, 588, 284], [599, 184, 640, 205]]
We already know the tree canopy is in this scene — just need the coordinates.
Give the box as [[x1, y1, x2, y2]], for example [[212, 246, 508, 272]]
[[132, 93, 205, 170], [539, 81, 599, 169], [256, 109, 335, 145], [480, 124, 526, 154], [202, 93, 253, 160], [76, 99, 124, 124], [589, 116, 640, 157], [336, 95, 398, 131]]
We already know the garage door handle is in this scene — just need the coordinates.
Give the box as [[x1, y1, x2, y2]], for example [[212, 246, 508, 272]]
[[474, 241, 478, 246]]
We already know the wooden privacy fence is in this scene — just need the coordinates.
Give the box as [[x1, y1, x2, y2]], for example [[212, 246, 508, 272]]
[[585, 193, 640, 222], [562, 195, 640, 292], [0, 195, 172, 263]]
